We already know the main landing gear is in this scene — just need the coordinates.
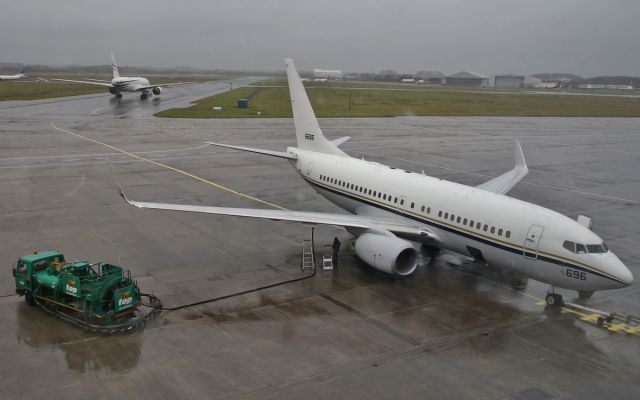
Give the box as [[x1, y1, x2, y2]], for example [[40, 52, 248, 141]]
[[115, 93, 123, 99], [545, 286, 564, 306]]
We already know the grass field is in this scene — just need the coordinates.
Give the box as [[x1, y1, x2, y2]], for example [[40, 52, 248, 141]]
[[0, 74, 229, 101], [155, 83, 640, 118]]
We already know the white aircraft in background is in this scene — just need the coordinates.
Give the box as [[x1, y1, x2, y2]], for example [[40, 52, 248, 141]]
[[0, 68, 26, 80], [53, 54, 193, 100], [535, 81, 561, 89], [115, 58, 633, 306]]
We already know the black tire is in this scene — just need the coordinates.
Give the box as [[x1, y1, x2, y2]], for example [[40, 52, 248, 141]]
[[545, 293, 556, 306], [25, 291, 35, 306]]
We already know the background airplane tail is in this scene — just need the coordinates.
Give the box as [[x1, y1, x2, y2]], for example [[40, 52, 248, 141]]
[[111, 53, 120, 79], [285, 58, 346, 157]]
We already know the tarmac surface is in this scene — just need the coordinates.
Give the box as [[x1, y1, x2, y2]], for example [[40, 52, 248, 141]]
[[0, 82, 639, 399]]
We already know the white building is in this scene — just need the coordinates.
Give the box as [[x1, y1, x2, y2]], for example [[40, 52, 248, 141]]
[[313, 69, 343, 80]]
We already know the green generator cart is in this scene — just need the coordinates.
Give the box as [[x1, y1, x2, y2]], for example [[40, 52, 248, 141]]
[[13, 251, 142, 332]]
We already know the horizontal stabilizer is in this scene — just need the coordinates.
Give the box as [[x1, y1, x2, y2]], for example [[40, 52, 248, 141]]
[[207, 142, 297, 160], [477, 140, 528, 195]]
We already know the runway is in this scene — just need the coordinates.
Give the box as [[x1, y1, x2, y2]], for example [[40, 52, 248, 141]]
[[0, 86, 639, 399]]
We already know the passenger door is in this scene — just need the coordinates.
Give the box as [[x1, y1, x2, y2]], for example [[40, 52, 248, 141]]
[[523, 225, 544, 259]]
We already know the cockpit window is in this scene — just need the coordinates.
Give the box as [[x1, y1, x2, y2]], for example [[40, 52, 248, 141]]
[[564, 240, 608, 254], [562, 241, 575, 252], [586, 244, 607, 254]]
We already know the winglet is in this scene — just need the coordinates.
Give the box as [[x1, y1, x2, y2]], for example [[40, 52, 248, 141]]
[[476, 140, 529, 195], [514, 139, 528, 173], [106, 160, 133, 205]]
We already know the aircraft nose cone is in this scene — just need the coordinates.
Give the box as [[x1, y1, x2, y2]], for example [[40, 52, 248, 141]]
[[612, 256, 634, 286]]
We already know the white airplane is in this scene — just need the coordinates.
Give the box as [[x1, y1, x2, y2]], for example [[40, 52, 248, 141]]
[[0, 68, 26, 80], [53, 54, 192, 99], [535, 81, 561, 89], [115, 58, 633, 306]]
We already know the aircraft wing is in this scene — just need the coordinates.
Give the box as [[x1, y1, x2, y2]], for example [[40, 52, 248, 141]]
[[113, 175, 436, 240], [477, 140, 528, 195], [51, 78, 114, 88], [123, 198, 435, 238], [135, 82, 196, 91]]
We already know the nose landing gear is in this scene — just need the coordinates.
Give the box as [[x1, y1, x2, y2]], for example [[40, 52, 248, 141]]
[[545, 286, 564, 306]]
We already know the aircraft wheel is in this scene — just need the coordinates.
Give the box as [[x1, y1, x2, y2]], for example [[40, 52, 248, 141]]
[[545, 293, 563, 306], [115, 93, 123, 99]]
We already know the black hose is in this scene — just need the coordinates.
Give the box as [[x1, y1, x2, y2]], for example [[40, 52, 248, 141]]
[[146, 268, 316, 312]]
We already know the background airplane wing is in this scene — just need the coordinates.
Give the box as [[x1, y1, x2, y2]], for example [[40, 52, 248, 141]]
[[477, 140, 528, 195], [51, 78, 114, 88]]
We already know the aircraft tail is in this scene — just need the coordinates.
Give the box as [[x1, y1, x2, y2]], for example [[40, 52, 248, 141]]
[[285, 58, 346, 157], [111, 53, 120, 79]]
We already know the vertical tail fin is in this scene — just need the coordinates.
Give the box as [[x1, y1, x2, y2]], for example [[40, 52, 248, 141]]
[[111, 53, 120, 79], [285, 58, 346, 156]]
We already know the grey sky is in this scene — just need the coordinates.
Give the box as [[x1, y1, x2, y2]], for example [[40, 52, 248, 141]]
[[2, 0, 640, 76]]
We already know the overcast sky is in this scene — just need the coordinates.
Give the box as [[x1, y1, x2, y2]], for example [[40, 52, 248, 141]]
[[2, 0, 640, 76]]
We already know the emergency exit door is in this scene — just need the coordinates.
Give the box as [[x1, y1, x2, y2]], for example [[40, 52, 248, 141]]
[[523, 225, 544, 259]]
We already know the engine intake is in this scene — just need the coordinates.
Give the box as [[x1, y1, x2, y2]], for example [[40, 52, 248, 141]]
[[354, 233, 418, 276], [152, 87, 162, 95]]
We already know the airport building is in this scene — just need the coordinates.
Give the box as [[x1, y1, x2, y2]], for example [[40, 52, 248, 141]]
[[416, 70, 444, 84], [492, 74, 525, 88], [444, 71, 489, 87], [313, 68, 343, 80]]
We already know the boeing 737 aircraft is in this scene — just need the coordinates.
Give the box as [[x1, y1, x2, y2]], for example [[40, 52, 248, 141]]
[[53, 54, 192, 99], [0, 68, 26, 80], [116, 58, 633, 306]]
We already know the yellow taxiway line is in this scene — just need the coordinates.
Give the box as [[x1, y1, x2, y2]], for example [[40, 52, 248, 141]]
[[51, 123, 288, 211]]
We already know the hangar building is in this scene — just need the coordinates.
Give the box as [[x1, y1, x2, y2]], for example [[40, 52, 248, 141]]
[[493, 74, 525, 88], [444, 71, 489, 87]]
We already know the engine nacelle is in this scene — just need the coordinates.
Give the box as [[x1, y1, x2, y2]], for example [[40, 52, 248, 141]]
[[354, 233, 418, 276], [152, 87, 162, 95], [108, 87, 117, 95]]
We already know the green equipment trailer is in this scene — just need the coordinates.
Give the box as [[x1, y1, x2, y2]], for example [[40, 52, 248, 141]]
[[13, 250, 144, 333]]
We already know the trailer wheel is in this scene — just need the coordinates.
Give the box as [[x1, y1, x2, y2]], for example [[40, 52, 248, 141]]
[[25, 291, 35, 306]]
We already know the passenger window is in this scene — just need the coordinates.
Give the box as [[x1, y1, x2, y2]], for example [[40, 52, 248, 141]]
[[506, 231, 511, 238], [457, 217, 461, 223], [470, 220, 474, 227], [421, 205, 425, 212], [483, 224, 488, 232], [498, 228, 503, 236], [476, 222, 481, 229], [400, 199, 404, 205], [444, 212, 449, 219], [427, 207, 430, 214], [463, 218, 467, 225], [410, 202, 414, 208], [490, 227, 495, 234], [576, 244, 587, 254], [438, 211, 443, 217], [383, 194, 387, 200], [450, 214, 455, 221]]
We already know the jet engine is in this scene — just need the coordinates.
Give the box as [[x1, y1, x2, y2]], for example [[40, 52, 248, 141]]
[[354, 233, 418, 276], [152, 87, 162, 95]]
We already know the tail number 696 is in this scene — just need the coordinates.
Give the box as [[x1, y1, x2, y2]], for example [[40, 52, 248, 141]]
[[566, 268, 586, 280]]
